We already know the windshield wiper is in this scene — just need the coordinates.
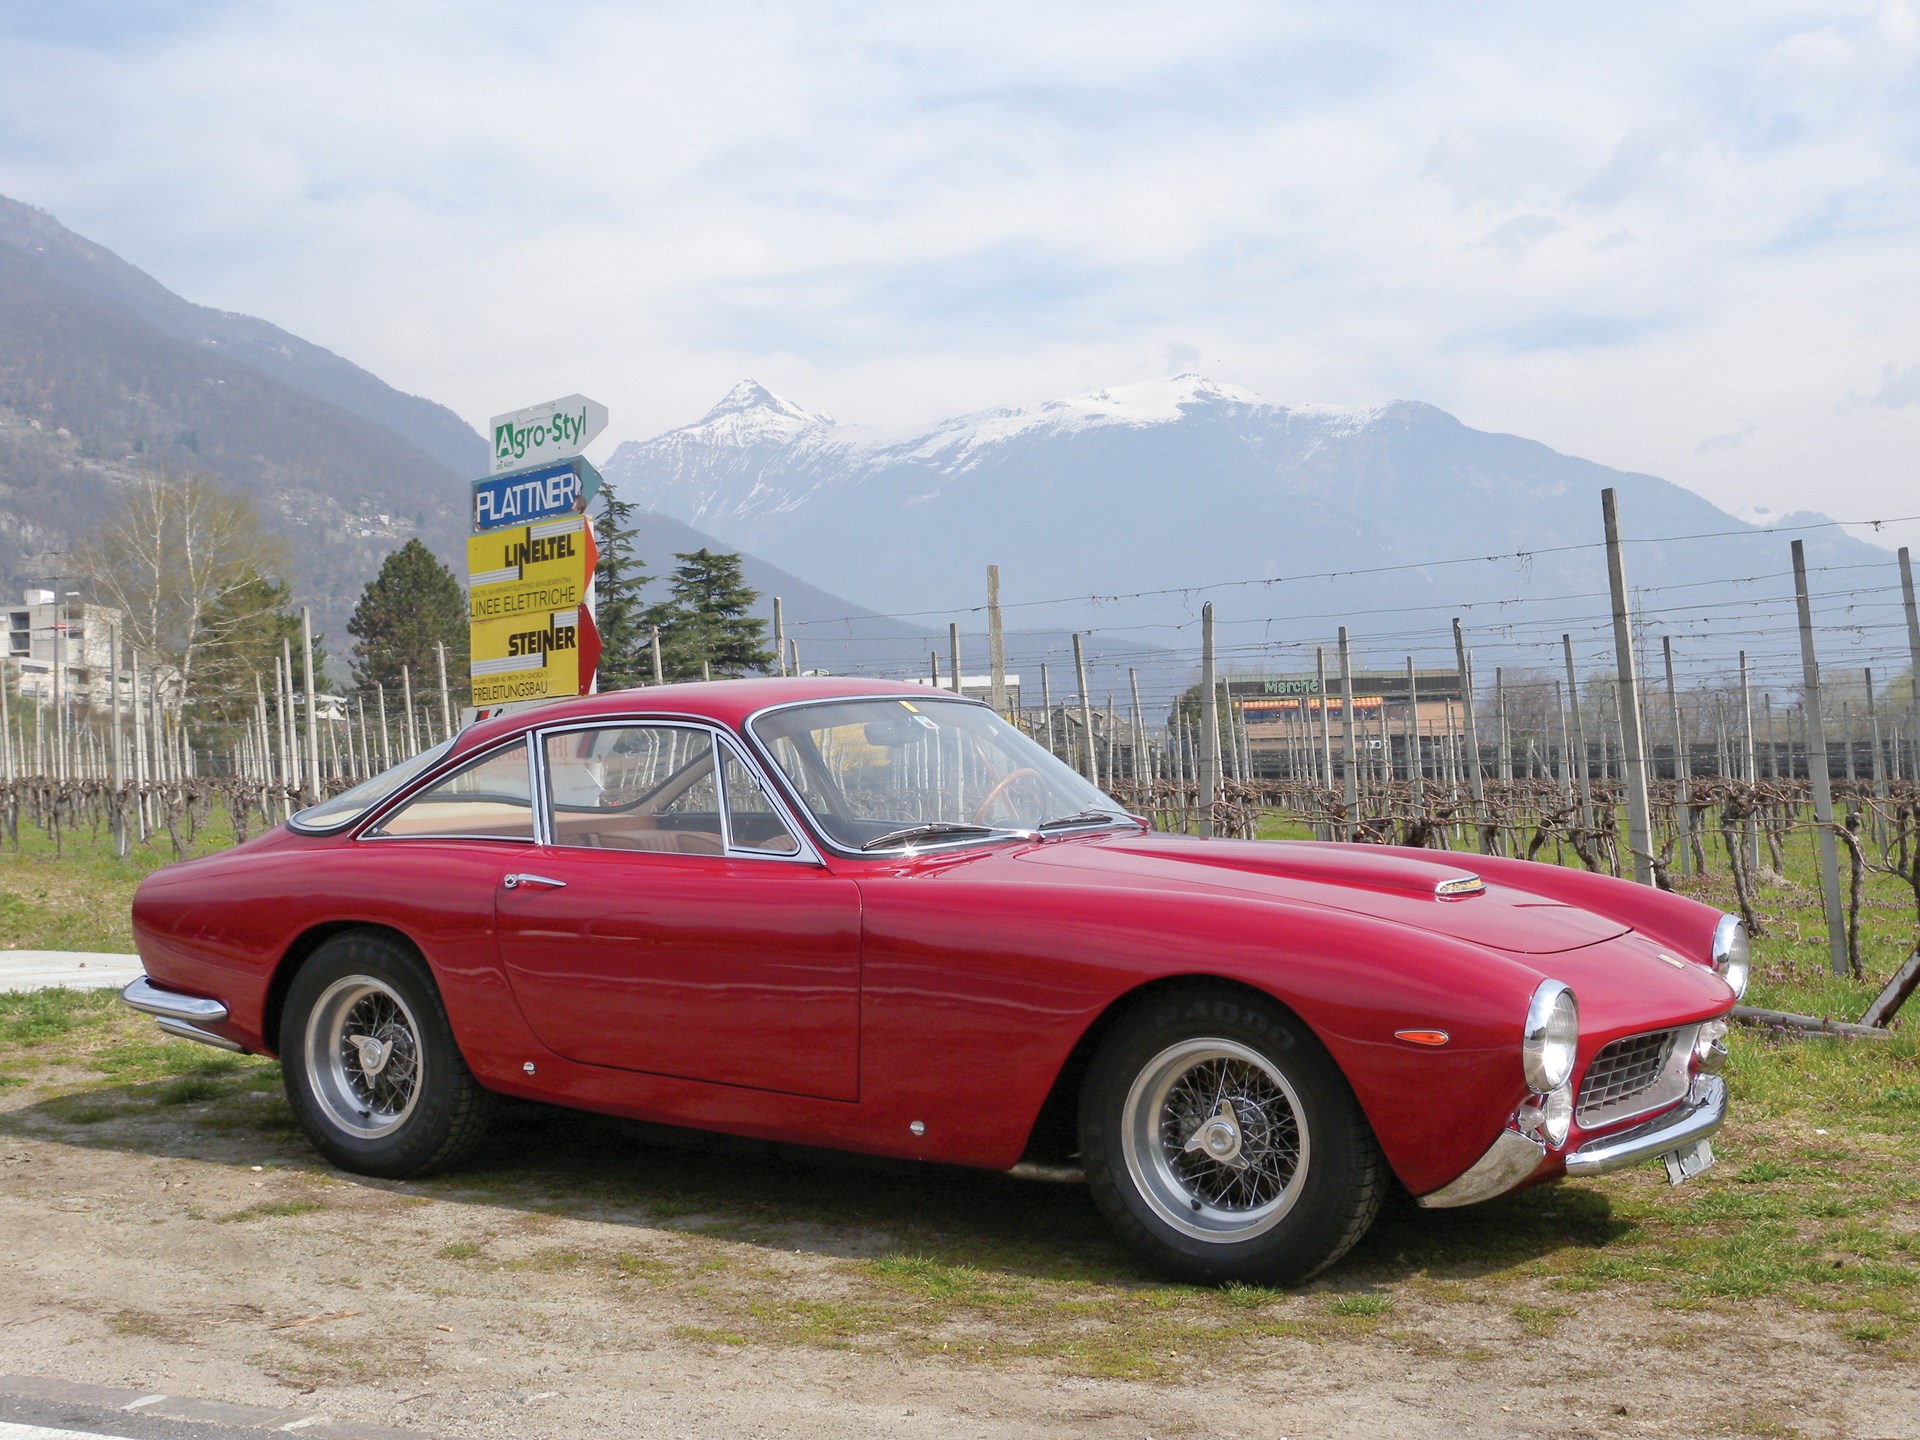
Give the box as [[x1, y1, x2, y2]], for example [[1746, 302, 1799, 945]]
[[860, 822, 1013, 851], [1036, 809, 1133, 832]]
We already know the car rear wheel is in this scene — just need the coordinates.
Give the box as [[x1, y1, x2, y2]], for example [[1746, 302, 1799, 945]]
[[1080, 986, 1386, 1285], [280, 930, 493, 1178]]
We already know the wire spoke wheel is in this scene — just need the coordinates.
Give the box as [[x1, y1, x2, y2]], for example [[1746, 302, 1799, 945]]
[[1121, 1037, 1311, 1243], [304, 975, 425, 1140]]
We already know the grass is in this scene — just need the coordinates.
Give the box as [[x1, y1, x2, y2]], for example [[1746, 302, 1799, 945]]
[[0, 810, 1915, 1378], [0, 808, 243, 954]]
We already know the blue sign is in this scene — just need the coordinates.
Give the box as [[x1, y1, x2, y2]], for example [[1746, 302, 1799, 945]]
[[470, 456, 604, 532]]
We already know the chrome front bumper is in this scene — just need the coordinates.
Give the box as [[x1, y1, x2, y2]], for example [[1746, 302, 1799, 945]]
[[119, 976, 245, 1053], [1564, 1073, 1726, 1177], [1420, 1073, 1729, 1208]]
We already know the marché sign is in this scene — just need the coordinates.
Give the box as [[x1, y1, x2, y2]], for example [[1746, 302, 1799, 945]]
[[488, 394, 609, 474]]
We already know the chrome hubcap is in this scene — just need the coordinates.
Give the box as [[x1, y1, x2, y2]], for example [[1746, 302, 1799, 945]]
[[304, 976, 423, 1140], [1121, 1038, 1310, 1243]]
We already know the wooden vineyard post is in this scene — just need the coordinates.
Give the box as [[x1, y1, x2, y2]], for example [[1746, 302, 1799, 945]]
[[1792, 539, 1850, 977], [1600, 489, 1655, 886], [987, 566, 1007, 715], [1663, 637, 1691, 879], [1073, 631, 1099, 789], [1338, 626, 1358, 841]]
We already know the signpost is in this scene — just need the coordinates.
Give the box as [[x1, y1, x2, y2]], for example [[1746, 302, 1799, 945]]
[[488, 394, 609, 475], [467, 395, 607, 713], [471, 456, 603, 532]]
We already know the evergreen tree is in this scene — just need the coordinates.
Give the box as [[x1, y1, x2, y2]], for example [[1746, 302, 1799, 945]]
[[644, 549, 773, 680], [348, 539, 468, 697], [189, 571, 328, 729], [592, 485, 649, 690]]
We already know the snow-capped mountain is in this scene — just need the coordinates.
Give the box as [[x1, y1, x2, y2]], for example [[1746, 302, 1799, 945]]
[[603, 374, 1894, 669]]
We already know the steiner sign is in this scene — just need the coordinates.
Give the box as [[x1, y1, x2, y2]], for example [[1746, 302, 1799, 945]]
[[470, 456, 603, 532], [469, 605, 602, 706], [489, 394, 609, 474]]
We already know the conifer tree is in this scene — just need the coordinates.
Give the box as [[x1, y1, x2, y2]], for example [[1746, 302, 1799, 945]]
[[348, 539, 468, 696], [645, 549, 773, 680], [592, 485, 649, 689]]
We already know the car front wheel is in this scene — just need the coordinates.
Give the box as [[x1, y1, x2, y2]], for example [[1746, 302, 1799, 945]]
[[280, 930, 493, 1178], [1080, 987, 1386, 1285]]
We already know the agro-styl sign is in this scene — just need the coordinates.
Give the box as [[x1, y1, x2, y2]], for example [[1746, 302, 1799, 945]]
[[488, 394, 609, 475]]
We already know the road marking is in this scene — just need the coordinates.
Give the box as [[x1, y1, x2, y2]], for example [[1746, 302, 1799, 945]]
[[121, 1396, 168, 1411], [277, 1421, 320, 1433], [2, 1424, 150, 1440]]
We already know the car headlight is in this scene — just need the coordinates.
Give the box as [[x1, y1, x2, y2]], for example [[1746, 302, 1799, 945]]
[[1523, 980, 1578, 1094], [1711, 914, 1750, 999]]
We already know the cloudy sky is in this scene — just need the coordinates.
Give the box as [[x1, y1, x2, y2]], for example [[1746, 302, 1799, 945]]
[[3, 1, 1918, 547]]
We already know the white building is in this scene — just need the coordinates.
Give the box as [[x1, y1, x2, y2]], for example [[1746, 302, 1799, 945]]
[[4, 588, 124, 707]]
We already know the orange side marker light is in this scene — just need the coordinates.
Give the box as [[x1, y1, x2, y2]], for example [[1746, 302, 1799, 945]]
[[1394, 1029, 1451, 1047]]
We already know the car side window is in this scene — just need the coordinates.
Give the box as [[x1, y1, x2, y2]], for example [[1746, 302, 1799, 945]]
[[720, 749, 801, 856], [543, 725, 726, 855], [370, 741, 534, 841]]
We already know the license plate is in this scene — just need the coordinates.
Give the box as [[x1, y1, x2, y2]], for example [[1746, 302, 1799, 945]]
[[1662, 1137, 1714, 1185]]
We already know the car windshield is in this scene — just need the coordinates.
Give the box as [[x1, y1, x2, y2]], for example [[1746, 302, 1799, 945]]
[[749, 696, 1132, 852], [288, 736, 458, 834]]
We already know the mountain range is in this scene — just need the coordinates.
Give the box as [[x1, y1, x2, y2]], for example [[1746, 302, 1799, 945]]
[[603, 376, 1906, 697], [2, 191, 1905, 712], [0, 196, 907, 664]]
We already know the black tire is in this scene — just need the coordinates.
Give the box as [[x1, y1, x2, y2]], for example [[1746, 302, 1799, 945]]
[[279, 930, 493, 1178], [1079, 985, 1386, 1285]]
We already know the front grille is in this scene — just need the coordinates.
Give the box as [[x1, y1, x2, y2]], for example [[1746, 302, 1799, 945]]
[[1577, 1029, 1679, 1128]]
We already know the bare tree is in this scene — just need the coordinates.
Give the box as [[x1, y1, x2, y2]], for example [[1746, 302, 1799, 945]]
[[78, 469, 288, 706]]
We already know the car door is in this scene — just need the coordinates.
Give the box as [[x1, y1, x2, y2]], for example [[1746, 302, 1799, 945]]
[[492, 720, 863, 1102]]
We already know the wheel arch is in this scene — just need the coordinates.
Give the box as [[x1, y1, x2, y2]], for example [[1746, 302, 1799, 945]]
[[1018, 973, 1324, 1166], [263, 921, 426, 1057]]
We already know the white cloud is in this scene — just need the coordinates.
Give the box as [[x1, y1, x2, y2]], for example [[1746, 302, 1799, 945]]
[[0, 0, 1917, 549]]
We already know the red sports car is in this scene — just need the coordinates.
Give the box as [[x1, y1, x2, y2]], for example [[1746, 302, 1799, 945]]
[[125, 678, 1742, 1283]]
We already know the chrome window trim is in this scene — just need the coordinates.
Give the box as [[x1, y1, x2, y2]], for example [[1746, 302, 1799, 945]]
[[743, 692, 1096, 860], [353, 735, 539, 845], [530, 716, 822, 867], [289, 736, 459, 835]]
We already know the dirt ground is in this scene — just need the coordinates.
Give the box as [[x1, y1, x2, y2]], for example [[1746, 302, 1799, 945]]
[[1, 1063, 1916, 1440]]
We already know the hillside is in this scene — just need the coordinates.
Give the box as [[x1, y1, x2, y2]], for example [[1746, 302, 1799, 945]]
[[603, 377, 1900, 688]]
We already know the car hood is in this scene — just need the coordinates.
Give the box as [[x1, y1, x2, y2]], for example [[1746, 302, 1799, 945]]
[[1019, 833, 1629, 956]]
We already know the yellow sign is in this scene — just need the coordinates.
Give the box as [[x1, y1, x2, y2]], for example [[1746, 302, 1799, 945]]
[[469, 606, 595, 706], [466, 516, 595, 623]]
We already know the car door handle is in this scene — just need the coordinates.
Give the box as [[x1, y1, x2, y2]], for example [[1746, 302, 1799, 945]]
[[502, 873, 567, 891]]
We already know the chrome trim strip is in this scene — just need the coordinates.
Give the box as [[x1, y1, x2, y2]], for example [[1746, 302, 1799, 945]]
[[121, 977, 228, 1024], [1564, 1074, 1727, 1178], [1416, 1128, 1547, 1209], [155, 1017, 246, 1053]]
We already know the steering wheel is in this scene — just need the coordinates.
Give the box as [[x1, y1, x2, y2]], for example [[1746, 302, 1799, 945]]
[[972, 767, 1046, 825]]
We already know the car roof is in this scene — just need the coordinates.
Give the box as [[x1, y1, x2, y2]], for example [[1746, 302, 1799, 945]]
[[452, 676, 977, 755]]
